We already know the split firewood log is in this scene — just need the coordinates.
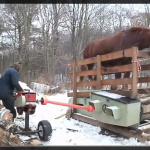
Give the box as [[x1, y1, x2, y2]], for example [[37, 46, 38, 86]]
[[0, 106, 29, 146]]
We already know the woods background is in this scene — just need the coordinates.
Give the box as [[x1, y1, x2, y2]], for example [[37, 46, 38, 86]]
[[0, 4, 150, 89]]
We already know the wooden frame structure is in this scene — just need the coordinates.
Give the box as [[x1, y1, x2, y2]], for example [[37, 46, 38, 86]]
[[66, 47, 150, 141], [67, 47, 150, 102]]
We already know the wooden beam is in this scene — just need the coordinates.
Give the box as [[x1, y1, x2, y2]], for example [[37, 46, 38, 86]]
[[66, 52, 145, 68], [75, 48, 133, 66], [138, 77, 150, 83], [67, 71, 150, 90], [101, 64, 132, 75], [67, 92, 90, 98], [72, 62, 77, 113], [101, 78, 132, 86], [76, 57, 97, 66], [67, 78, 132, 88], [67, 64, 150, 79], [67, 64, 133, 78], [141, 64, 150, 71], [96, 55, 102, 89], [130, 47, 138, 99], [100, 48, 133, 62], [77, 80, 97, 87]]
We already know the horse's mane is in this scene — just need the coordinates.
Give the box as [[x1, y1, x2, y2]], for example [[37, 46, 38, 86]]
[[114, 26, 150, 36], [104, 26, 150, 39], [126, 26, 150, 32]]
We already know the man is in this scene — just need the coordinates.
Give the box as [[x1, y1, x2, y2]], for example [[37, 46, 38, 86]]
[[0, 62, 23, 120]]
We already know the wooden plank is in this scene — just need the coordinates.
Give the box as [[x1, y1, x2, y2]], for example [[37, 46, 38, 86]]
[[76, 48, 133, 66], [77, 80, 97, 87], [67, 62, 150, 80], [141, 64, 150, 71], [76, 57, 97, 66], [101, 64, 132, 75], [96, 55, 101, 89], [67, 64, 133, 78], [68, 64, 150, 84], [67, 92, 90, 98], [138, 77, 150, 83], [101, 78, 132, 86], [67, 78, 132, 88], [66, 63, 147, 80], [100, 48, 133, 62], [130, 47, 138, 99], [72, 62, 77, 113]]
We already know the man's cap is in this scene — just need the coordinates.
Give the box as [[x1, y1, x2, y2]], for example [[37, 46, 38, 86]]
[[11, 62, 22, 72]]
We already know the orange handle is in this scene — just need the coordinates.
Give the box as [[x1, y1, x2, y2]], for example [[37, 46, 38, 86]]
[[41, 97, 95, 112]]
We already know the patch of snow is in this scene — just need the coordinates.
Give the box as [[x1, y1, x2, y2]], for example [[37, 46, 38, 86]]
[[93, 91, 125, 99], [19, 81, 34, 92]]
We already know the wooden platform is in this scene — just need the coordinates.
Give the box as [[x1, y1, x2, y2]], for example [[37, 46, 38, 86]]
[[71, 113, 150, 142]]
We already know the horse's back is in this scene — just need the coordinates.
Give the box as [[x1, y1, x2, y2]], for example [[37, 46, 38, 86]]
[[83, 38, 110, 59]]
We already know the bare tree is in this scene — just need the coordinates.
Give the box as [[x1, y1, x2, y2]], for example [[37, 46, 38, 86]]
[[92, 4, 111, 38], [64, 4, 95, 61], [1, 4, 150, 87], [143, 4, 150, 27], [105, 4, 132, 34], [35, 4, 65, 84], [1, 4, 39, 83]]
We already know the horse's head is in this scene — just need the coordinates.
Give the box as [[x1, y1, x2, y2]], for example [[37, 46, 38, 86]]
[[128, 26, 150, 50]]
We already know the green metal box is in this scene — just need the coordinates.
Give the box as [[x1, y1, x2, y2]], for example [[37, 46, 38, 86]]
[[69, 91, 141, 127]]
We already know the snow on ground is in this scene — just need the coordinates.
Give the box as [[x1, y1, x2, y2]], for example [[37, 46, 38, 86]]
[[14, 82, 149, 146], [19, 81, 34, 92]]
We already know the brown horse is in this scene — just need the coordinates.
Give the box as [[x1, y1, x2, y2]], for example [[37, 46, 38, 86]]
[[81, 26, 150, 90]]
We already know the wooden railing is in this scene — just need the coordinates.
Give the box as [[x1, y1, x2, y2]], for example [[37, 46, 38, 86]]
[[67, 47, 150, 104]]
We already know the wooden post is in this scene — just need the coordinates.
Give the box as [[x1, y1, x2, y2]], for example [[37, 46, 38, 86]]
[[131, 47, 138, 99], [72, 61, 77, 113], [96, 55, 102, 89]]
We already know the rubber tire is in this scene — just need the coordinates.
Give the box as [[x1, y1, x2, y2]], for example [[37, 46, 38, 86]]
[[37, 120, 52, 141]]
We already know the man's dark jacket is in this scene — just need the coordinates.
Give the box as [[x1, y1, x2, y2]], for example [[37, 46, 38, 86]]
[[0, 67, 23, 98]]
